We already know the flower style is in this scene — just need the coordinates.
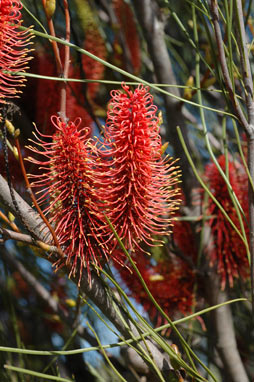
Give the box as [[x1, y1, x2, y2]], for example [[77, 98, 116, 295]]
[[28, 116, 107, 284], [205, 155, 249, 289], [97, 83, 180, 254], [0, 0, 32, 103]]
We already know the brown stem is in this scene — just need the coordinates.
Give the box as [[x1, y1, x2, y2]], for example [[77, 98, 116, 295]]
[[0, 227, 58, 255], [0, 210, 20, 233], [42, 0, 63, 75], [59, 0, 71, 121]]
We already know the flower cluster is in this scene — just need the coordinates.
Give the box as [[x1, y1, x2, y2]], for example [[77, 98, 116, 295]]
[[28, 83, 180, 286], [205, 155, 249, 289], [0, 0, 32, 103]]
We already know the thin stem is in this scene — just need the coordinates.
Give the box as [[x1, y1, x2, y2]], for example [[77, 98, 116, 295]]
[[42, 0, 63, 75], [0, 227, 57, 254], [0, 210, 20, 233], [59, 0, 71, 121], [0, 298, 246, 356]]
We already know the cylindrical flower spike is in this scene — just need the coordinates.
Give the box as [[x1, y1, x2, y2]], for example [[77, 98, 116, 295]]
[[0, 0, 33, 103], [97, 83, 181, 254], [205, 155, 249, 289], [113, 0, 141, 74], [114, 250, 195, 324], [27, 117, 108, 285]]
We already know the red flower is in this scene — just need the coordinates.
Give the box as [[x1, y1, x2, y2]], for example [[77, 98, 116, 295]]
[[113, 0, 141, 74], [28, 116, 107, 284], [0, 0, 32, 103], [82, 30, 106, 100], [205, 155, 249, 289], [115, 251, 194, 324], [97, 83, 180, 254], [74, 0, 106, 100]]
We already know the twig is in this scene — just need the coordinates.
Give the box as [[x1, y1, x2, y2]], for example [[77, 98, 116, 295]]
[[0, 227, 57, 254], [0, 210, 20, 233], [59, 0, 71, 120], [42, 0, 63, 75], [210, 0, 250, 134]]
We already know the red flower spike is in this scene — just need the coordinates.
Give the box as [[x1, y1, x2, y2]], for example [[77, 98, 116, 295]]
[[82, 30, 106, 100], [74, 0, 106, 100], [27, 116, 108, 285], [205, 155, 249, 289], [115, 251, 195, 324], [97, 83, 181, 254], [0, 0, 32, 103], [113, 0, 141, 74]]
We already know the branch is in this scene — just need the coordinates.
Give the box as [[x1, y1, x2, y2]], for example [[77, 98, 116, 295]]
[[205, 272, 249, 382], [0, 227, 57, 254]]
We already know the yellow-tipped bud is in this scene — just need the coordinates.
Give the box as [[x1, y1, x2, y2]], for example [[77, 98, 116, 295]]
[[158, 110, 163, 126], [149, 274, 164, 281], [183, 76, 194, 100], [13, 146, 19, 160], [170, 344, 182, 371], [49, 314, 60, 322], [5, 120, 15, 136], [45, 0, 56, 19], [65, 298, 76, 308], [160, 142, 169, 155], [8, 212, 15, 222]]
